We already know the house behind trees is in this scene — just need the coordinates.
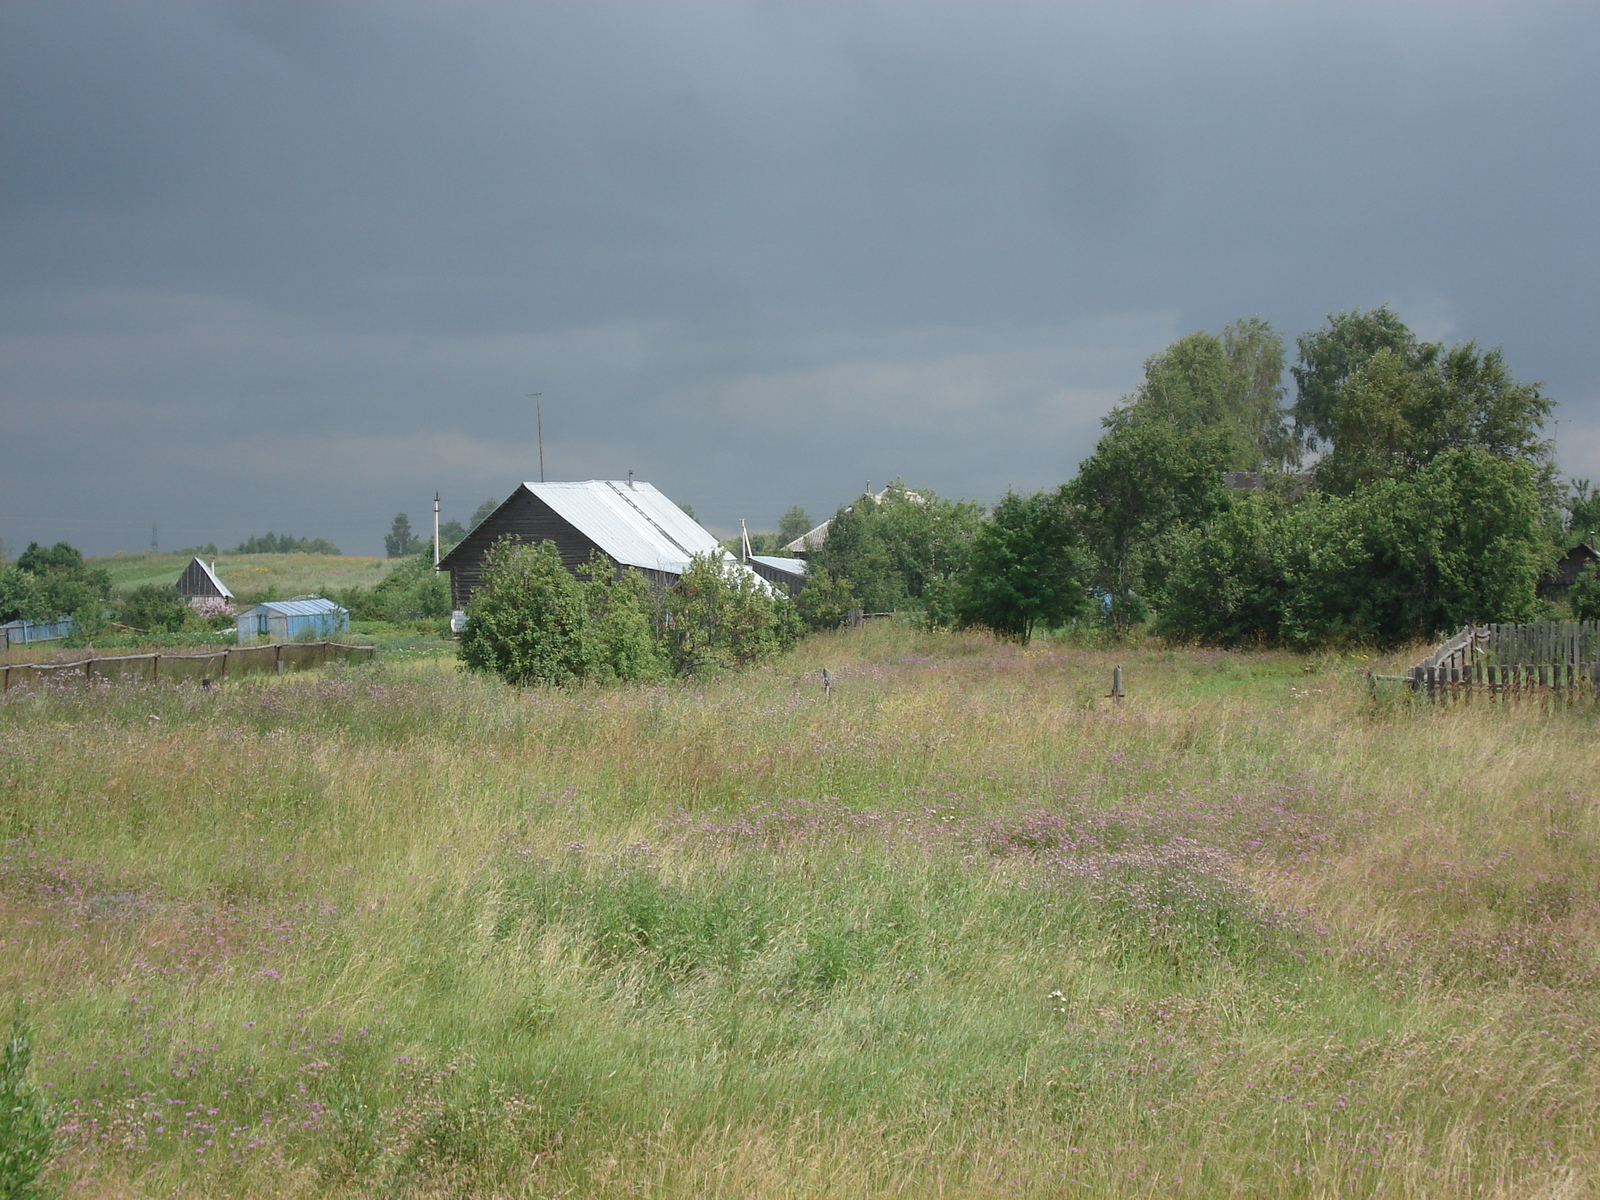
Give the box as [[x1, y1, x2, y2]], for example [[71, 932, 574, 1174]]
[[438, 479, 759, 612]]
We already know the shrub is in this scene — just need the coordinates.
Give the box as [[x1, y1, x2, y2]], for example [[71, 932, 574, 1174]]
[[793, 566, 857, 631], [1571, 561, 1600, 622], [0, 1005, 57, 1200], [459, 540, 595, 686], [118, 583, 189, 633], [657, 552, 801, 676]]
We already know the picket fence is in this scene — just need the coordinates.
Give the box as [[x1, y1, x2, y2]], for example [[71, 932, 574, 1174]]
[[0, 640, 378, 695], [1404, 621, 1600, 696]]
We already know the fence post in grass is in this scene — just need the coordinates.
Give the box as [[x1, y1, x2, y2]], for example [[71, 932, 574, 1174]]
[[822, 667, 831, 702], [1111, 666, 1124, 704]]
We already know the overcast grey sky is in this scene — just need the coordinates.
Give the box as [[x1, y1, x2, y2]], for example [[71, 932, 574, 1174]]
[[3, 1, 1597, 556]]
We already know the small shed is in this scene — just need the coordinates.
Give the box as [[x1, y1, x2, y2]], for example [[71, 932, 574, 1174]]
[[235, 597, 348, 643], [1541, 541, 1600, 596], [748, 555, 808, 597], [176, 556, 233, 601]]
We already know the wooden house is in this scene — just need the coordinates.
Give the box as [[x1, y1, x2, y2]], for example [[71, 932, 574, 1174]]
[[175, 556, 233, 601], [438, 479, 761, 612], [748, 555, 808, 597], [1541, 540, 1600, 596]]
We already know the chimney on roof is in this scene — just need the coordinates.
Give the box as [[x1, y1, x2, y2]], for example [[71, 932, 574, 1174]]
[[628, 470, 635, 489]]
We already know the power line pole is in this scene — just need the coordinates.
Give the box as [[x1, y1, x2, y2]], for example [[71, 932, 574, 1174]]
[[529, 392, 545, 482]]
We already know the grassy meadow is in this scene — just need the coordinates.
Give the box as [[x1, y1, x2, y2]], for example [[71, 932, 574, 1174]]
[[3, 626, 1600, 1197], [92, 553, 400, 602]]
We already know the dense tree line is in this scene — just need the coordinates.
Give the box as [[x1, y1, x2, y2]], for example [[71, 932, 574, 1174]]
[[233, 532, 341, 555], [804, 307, 1593, 648]]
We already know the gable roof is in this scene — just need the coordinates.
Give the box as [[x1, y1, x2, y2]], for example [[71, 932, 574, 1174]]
[[440, 479, 730, 577], [529, 480, 724, 575], [178, 556, 234, 598]]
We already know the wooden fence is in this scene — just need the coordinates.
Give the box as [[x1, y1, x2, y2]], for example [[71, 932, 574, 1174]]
[[1403, 621, 1600, 696], [0, 641, 378, 695]]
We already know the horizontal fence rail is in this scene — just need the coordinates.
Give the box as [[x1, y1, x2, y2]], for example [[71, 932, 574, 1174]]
[[1396, 621, 1600, 698], [0, 641, 378, 695]]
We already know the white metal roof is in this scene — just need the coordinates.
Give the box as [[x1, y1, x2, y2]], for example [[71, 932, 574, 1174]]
[[750, 555, 808, 578], [190, 557, 234, 598], [524, 480, 728, 576]]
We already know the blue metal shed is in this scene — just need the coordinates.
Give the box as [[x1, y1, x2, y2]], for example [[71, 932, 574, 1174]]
[[235, 597, 349, 643]]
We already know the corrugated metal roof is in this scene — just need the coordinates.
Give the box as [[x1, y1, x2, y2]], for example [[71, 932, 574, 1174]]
[[243, 597, 347, 617], [750, 555, 808, 577], [524, 480, 727, 576]]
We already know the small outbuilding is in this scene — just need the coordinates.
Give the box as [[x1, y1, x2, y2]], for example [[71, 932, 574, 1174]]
[[748, 555, 808, 597], [176, 556, 234, 601], [1541, 540, 1600, 597], [235, 597, 349, 643]]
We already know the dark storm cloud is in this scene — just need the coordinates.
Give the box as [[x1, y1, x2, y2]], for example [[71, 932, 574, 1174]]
[[2, 2, 1597, 554]]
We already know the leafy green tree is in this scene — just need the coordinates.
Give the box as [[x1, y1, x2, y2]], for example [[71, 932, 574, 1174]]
[[384, 514, 419, 559], [1162, 449, 1547, 647], [657, 553, 801, 675], [459, 540, 594, 685], [808, 482, 983, 615], [793, 565, 858, 631], [10, 541, 111, 625], [1564, 480, 1600, 542], [576, 555, 667, 683], [1223, 316, 1295, 468], [1569, 561, 1600, 622], [952, 488, 1089, 643], [1291, 306, 1422, 452], [340, 552, 450, 624], [232, 533, 339, 554], [1317, 342, 1552, 495], [118, 584, 188, 633], [0, 569, 40, 624], [1070, 421, 1233, 626], [16, 542, 84, 575], [778, 505, 813, 544]]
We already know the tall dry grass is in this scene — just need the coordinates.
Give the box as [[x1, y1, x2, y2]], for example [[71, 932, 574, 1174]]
[[2, 625, 1598, 1197]]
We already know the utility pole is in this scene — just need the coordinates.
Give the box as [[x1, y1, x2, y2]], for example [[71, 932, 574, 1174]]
[[150, 522, 158, 554], [740, 519, 752, 562], [529, 392, 545, 482], [433, 492, 441, 569]]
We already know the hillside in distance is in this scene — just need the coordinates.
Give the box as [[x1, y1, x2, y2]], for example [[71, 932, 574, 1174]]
[[89, 552, 403, 603]]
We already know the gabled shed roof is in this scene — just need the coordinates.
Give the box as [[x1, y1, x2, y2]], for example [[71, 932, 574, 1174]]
[[178, 556, 234, 599]]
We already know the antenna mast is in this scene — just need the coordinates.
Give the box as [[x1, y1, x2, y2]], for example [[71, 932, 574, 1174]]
[[529, 392, 545, 482], [433, 492, 441, 569]]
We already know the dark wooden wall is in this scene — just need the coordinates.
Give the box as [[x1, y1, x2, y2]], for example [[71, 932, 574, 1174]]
[[176, 559, 225, 598], [748, 558, 807, 597], [441, 488, 610, 609]]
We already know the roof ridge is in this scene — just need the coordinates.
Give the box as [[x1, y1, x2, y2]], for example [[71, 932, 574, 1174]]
[[600, 480, 695, 559]]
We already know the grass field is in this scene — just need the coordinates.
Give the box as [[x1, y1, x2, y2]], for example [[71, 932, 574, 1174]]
[[3, 627, 1599, 1197], [91, 553, 400, 601]]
